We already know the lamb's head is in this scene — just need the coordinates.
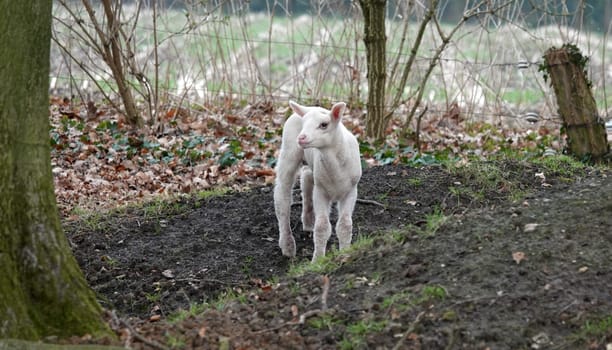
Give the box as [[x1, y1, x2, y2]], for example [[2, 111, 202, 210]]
[[289, 101, 346, 149]]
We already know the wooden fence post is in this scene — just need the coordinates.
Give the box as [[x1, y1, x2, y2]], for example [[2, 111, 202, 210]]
[[541, 44, 609, 162]]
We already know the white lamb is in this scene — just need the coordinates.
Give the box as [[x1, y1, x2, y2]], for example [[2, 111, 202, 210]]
[[274, 101, 362, 262]]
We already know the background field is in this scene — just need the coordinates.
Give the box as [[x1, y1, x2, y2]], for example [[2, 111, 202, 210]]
[[51, 1, 612, 130]]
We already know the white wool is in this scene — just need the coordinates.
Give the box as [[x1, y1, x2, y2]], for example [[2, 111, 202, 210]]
[[274, 101, 361, 262]]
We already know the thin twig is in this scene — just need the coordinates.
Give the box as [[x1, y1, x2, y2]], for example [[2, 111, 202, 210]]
[[392, 311, 425, 350], [297, 309, 325, 324], [356, 198, 386, 208], [252, 309, 325, 335], [174, 277, 248, 287], [415, 105, 429, 151], [321, 275, 330, 311], [107, 310, 169, 350], [386, 0, 438, 120], [444, 327, 457, 350], [254, 275, 331, 334], [119, 318, 171, 350]]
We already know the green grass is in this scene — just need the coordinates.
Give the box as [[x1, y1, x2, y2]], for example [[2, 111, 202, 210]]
[[446, 160, 516, 200], [568, 315, 612, 346], [532, 154, 587, 179], [141, 197, 186, 220], [145, 290, 162, 303], [167, 303, 209, 323], [378, 284, 447, 315], [157, 283, 253, 324], [445, 153, 595, 205], [165, 334, 186, 349], [195, 187, 231, 200], [448, 184, 477, 202], [287, 250, 342, 276], [166, 287, 249, 320], [288, 281, 301, 295], [287, 234, 376, 277], [241, 255, 255, 275], [340, 319, 388, 350], [579, 315, 612, 337], [421, 285, 447, 301], [407, 177, 422, 186], [69, 207, 106, 231], [387, 229, 407, 244], [307, 313, 341, 330], [381, 291, 413, 311], [66, 187, 230, 234], [347, 319, 387, 335], [423, 208, 448, 236], [211, 288, 248, 311]]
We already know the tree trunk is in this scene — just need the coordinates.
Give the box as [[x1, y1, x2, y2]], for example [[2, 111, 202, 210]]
[[98, 0, 142, 128], [79, 0, 142, 128], [543, 45, 609, 162], [359, 0, 387, 142], [0, 1, 111, 339]]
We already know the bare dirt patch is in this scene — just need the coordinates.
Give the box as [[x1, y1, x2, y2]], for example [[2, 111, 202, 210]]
[[64, 160, 612, 349]]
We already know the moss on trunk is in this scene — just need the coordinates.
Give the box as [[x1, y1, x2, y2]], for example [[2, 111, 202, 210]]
[[0, 1, 112, 340], [0, 339, 125, 350], [542, 45, 609, 162]]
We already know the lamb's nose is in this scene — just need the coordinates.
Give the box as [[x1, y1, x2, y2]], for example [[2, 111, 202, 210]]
[[297, 134, 309, 147]]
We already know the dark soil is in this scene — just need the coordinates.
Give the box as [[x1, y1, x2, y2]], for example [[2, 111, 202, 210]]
[[64, 160, 612, 349]]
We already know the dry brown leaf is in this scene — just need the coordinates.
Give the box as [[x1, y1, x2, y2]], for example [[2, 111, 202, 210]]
[[408, 333, 419, 341], [512, 251, 526, 264], [118, 327, 131, 342], [390, 308, 400, 320], [291, 305, 299, 317], [198, 326, 207, 338], [48, 97, 565, 216]]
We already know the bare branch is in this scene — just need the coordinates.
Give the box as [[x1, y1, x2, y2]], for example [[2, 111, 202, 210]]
[[386, 0, 438, 122]]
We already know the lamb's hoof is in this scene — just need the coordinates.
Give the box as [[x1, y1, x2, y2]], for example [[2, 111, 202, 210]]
[[282, 247, 296, 258], [311, 254, 323, 263], [279, 237, 296, 257]]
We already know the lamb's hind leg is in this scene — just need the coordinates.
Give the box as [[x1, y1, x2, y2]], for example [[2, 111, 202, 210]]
[[300, 166, 314, 231], [336, 187, 358, 251], [274, 155, 302, 257]]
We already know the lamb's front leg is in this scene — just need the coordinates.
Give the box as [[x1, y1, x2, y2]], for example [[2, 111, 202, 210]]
[[274, 179, 296, 257], [312, 188, 332, 262], [336, 187, 358, 251], [274, 158, 301, 257]]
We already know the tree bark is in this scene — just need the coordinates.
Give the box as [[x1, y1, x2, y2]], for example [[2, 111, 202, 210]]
[[0, 1, 111, 339], [359, 0, 387, 142], [543, 45, 609, 162]]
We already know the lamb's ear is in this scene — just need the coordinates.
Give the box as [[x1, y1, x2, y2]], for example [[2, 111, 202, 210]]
[[330, 102, 346, 122], [289, 100, 308, 117]]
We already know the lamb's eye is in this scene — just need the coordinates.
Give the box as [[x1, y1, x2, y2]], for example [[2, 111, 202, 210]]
[[319, 122, 328, 129]]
